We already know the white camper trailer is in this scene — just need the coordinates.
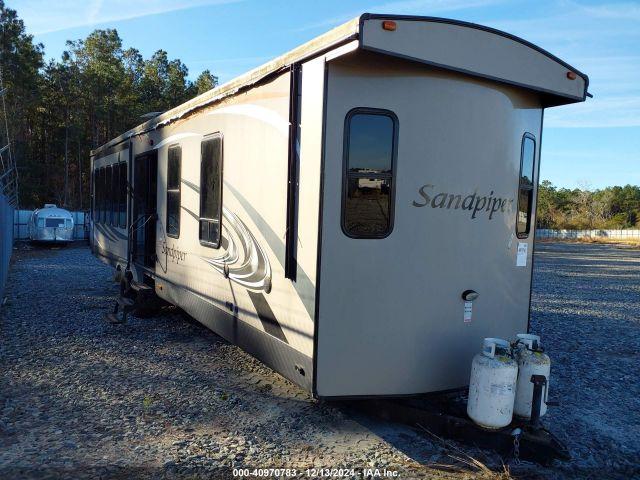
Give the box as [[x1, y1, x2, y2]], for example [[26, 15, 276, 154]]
[[90, 14, 588, 398], [29, 204, 75, 244]]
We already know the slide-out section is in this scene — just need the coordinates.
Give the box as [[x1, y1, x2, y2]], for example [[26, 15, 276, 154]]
[[316, 52, 542, 397]]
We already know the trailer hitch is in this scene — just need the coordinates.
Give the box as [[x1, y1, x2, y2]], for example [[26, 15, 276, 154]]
[[350, 395, 571, 466]]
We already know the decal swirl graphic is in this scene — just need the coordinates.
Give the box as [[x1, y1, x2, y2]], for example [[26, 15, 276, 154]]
[[200, 207, 272, 293]]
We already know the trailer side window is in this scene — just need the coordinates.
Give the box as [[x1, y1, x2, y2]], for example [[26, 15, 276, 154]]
[[100, 167, 106, 224], [91, 170, 96, 222], [342, 109, 397, 238], [98, 167, 105, 224], [106, 165, 114, 225], [119, 162, 127, 228], [94, 168, 99, 223], [167, 145, 181, 238], [199, 134, 223, 248], [110, 164, 118, 226], [516, 134, 536, 238]]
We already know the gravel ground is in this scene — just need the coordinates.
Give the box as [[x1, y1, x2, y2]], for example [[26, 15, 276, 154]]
[[527, 242, 640, 479], [0, 242, 638, 479]]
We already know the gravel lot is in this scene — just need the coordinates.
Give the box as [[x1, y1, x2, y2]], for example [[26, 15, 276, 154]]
[[0, 242, 638, 479]]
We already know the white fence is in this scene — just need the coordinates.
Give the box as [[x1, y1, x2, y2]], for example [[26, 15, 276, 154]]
[[536, 229, 640, 240], [13, 209, 89, 241]]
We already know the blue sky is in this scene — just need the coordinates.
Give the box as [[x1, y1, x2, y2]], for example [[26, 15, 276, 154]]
[[12, 0, 640, 189]]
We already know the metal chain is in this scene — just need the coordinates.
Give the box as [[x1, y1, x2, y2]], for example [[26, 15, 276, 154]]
[[511, 428, 522, 465]]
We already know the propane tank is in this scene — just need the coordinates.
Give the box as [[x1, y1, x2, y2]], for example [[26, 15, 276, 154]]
[[467, 338, 518, 429], [513, 333, 551, 419]]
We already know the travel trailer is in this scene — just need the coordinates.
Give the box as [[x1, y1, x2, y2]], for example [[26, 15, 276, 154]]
[[29, 204, 74, 244], [90, 14, 588, 398]]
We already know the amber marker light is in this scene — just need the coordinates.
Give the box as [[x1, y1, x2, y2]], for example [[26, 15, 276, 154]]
[[382, 20, 397, 31], [566, 71, 577, 80]]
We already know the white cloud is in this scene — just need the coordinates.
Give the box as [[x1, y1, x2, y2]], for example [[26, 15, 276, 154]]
[[14, 0, 242, 35]]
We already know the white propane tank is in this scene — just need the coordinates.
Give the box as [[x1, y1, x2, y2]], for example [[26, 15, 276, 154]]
[[513, 333, 551, 419], [467, 338, 518, 429]]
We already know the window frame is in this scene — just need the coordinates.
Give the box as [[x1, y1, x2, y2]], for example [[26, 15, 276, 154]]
[[166, 144, 182, 239], [516, 132, 537, 239], [340, 107, 399, 240], [199, 133, 224, 249]]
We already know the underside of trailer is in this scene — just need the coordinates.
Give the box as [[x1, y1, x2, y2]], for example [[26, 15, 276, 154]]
[[89, 14, 588, 398]]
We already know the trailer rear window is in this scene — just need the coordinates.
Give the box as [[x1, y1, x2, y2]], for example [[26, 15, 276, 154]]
[[199, 134, 223, 248], [516, 134, 536, 238], [45, 218, 65, 228], [342, 109, 397, 238], [167, 145, 181, 238]]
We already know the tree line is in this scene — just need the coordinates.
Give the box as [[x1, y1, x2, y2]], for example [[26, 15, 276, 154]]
[[1, 1, 217, 210], [537, 181, 640, 230]]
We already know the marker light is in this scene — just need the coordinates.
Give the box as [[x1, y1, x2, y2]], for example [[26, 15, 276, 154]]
[[382, 20, 397, 31], [566, 71, 577, 80]]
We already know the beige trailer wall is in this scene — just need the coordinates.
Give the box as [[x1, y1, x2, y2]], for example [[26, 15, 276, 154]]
[[316, 52, 542, 397], [148, 72, 316, 357], [92, 60, 326, 391]]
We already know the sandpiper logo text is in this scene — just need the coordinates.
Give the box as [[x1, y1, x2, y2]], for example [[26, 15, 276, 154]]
[[412, 184, 514, 220], [161, 243, 187, 264]]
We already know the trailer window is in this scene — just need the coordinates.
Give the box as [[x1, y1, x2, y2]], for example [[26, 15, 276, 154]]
[[107, 166, 114, 225], [98, 167, 105, 224], [111, 164, 119, 226], [342, 109, 397, 238], [167, 145, 181, 238], [91, 170, 95, 222], [199, 134, 223, 248], [102, 167, 108, 224], [94, 168, 99, 223], [92, 170, 96, 222], [45, 218, 65, 228], [516, 134, 536, 238], [119, 162, 127, 228], [100, 167, 106, 224]]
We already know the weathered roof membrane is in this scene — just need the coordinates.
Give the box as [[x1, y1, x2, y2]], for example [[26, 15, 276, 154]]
[[92, 13, 588, 157]]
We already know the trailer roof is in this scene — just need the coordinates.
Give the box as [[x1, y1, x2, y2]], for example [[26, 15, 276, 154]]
[[92, 14, 588, 158]]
